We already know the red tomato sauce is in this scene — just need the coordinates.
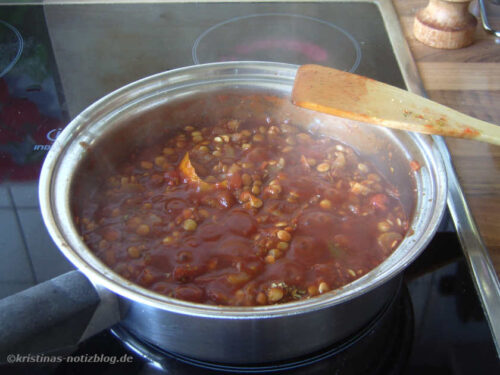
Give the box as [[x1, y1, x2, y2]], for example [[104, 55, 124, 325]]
[[75, 117, 409, 306]]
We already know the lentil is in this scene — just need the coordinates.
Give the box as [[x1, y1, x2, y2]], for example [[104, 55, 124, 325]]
[[182, 219, 197, 231], [253, 134, 264, 142], [267, 287, 284, 303], [242, 173, 252, 186], [308, 285, 318, 296], [140, 161, 153, 170], [277, 230, 291, 242], [154, 156, 167, 167], [316, 163, 330, 172], [318, 282, 330, 294], [256, 292, 267, 305], [268, 248, 283, 258], [277, 241, 289, 250], [377, 221, 392, 232], [136, 224, 150, 236], [265, 255, 275, 264], [162, 236, 174, 245], [319, 199, 332, 210], [251, 185, 261, 195], [127, 246, 142, 258]]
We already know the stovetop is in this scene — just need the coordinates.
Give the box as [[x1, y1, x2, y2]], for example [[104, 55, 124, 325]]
[[0, 1, 499, 374]]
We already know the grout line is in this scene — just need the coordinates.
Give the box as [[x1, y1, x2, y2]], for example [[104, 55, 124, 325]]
[[7, 185, 38, 284]]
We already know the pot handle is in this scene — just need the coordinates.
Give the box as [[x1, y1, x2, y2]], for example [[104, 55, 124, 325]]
[[0, 270, 120, 362]]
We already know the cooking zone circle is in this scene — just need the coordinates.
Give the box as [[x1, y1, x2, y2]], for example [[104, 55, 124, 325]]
[[0, 20, 24, 78], [192, 13, 361, 72]]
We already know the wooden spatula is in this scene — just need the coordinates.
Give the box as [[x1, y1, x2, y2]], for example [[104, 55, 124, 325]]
[[292, 64, 500, 146]]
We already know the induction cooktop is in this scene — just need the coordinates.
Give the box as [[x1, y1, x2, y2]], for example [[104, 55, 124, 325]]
[[0, 1, 498, 374]]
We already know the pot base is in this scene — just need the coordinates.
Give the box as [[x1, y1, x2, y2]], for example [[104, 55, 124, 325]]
[[111, 284, 413, 374]]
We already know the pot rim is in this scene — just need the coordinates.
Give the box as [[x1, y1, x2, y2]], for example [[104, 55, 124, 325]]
[[39, 61, 447, 319]]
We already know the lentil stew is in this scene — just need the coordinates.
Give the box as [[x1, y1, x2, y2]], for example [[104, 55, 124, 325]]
[[74, 94, 411, 307]]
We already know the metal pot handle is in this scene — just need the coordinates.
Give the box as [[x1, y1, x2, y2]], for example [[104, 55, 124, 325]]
[[0, 270, 120, 362]]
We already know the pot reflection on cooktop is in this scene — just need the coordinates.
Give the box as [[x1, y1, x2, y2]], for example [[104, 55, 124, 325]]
[[192, 13, 361, 72], [108, 282, 412, 375]]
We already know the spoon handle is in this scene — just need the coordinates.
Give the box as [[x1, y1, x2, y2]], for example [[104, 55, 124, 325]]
[[292, 64, 500, 146]]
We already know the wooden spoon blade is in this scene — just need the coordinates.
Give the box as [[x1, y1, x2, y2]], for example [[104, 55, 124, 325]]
[[292, 64, 500, 146]]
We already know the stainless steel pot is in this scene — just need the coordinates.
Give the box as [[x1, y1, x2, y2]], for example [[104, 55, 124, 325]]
[[1, 62, 447, 364]]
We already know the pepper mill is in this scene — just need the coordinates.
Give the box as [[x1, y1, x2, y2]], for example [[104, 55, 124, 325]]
[[413, 0, 477, 49]]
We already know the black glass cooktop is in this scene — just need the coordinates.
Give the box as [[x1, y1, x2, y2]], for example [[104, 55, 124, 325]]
[[0, 1, 499, 374]]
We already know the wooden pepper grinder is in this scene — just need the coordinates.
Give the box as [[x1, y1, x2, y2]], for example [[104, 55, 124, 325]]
[[414, 0, 477, 49]]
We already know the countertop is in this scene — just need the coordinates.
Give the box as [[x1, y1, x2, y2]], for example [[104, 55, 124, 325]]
[[393, 0, 500, 280]]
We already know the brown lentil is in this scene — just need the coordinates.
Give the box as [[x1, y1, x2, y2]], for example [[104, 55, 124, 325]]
[[277, 241, 289, 250], [316, 163, 330, 172], [319, 199, 332, 210], [318, 282, 330, 294], [267, 287, 284, 303], [182, 219, 197, 231], [277, 230, 291, 242], [127, 246, 142, 258], [136, 224, 150, 236], [140, 161, 153, 170]]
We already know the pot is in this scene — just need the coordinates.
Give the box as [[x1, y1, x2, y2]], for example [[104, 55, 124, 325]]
[[0, 62, 447, 364]]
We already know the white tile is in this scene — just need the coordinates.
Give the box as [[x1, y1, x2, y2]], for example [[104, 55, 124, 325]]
[[9, 181, 39, 208], [17, 208, 74, 282], [10, 181, 39, 207], [0, 184, 11, 207], [0, 209, 35, 283]]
